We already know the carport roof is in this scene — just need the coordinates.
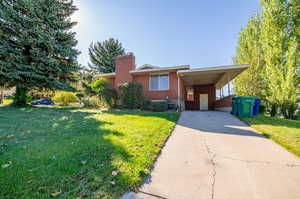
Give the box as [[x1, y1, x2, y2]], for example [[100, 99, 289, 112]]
[[177, 64, 249, 89]]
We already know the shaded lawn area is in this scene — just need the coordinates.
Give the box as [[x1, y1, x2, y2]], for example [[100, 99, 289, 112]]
[[0, 106, 180, 199], [241, 114, 300, 157]]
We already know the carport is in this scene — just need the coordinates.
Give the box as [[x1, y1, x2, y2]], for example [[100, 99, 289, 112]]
[[177, 64, 249, 111]]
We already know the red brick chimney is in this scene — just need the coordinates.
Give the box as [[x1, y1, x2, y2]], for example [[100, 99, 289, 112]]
[[115, 52, 135, 87]]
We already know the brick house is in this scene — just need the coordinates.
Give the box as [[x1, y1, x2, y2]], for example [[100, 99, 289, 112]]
[[96, 53, 248, 111]]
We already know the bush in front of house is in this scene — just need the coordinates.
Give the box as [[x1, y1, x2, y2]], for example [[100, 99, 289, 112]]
[[99, 88, 118, 108], [119, 82, 144, 109], [150, 101, 168, 112], [141, 99, 152, 111], [53, 91, 77, 105], [82, 96, 101, 108]]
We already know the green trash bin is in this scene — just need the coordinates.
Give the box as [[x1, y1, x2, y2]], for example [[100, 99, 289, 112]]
[[232, 97, 239, 116], [237, 96, 256, 117]]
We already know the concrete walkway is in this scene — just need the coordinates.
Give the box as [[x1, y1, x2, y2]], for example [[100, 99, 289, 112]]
[[123, 111, 300, 199]]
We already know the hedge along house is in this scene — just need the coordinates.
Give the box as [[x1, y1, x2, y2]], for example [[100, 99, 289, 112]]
[[96, 53, 249, 111]]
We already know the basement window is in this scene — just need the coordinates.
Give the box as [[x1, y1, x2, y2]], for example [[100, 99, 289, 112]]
[[149, 74, 169, 91]]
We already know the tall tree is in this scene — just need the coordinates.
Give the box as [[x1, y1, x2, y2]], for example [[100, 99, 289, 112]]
[[260, 0, 299, 119], [233, 14, 266, 99], [234, 0, 299, 118], [0, 0, 80, 106], [88, 38, 125, 73]]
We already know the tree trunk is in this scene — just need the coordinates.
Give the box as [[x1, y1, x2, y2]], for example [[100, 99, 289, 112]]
[[269, 103, 277, 117], [0, 89, 3, 104], [13, 85, 28, 107]]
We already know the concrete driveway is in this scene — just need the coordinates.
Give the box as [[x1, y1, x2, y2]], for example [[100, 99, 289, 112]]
[[123, 111, 300, 199]]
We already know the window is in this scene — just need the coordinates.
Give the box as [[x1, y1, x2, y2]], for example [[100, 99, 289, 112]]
[[150, 74, 169, 91], [186, 87, 194, 101]]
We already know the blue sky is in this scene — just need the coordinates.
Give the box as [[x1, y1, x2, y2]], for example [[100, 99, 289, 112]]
[[72, 0, 260, 68]]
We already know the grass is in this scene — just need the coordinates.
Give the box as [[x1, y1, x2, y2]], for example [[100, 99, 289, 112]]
[[0, 106, 180, 199], [240, 114, 300, 157]]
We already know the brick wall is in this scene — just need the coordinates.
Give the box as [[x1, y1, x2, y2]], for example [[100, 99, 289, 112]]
[[114, 53, 135, 87], [133, 72, 179, 102], [214, 95, 234, 108]]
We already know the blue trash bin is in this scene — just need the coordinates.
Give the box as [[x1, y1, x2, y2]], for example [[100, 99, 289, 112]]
[[252, 98, 261, 116]]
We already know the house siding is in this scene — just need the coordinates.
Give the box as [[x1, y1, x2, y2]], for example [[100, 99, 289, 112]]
[[133, 72, 179, 102]]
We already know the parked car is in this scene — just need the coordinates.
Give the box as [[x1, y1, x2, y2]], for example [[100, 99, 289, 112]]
[[31, 99, 54, 105]]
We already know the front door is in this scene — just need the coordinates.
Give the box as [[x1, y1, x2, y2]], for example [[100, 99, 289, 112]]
[[199, 94, 208, 110]]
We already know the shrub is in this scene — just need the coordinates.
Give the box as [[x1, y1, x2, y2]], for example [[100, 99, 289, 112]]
[[99, 88, 118, 108], [53, 91, 77, 105], [150, 101, 168, 112], [90, 77, 110, 92], [82, 96, 101, 108], [119, 82, 144, 109], [141, 99, 152, 111], [76, 93, 85, 105]]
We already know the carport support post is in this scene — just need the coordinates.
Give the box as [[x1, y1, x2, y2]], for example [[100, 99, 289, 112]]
[[177, 74, 181, 111], [227, 73, 230, 96]]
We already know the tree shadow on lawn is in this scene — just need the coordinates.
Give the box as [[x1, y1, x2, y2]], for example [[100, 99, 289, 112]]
[[0, 106, 149, 199]]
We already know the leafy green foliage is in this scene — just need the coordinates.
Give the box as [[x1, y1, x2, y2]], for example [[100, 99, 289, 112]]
[[233, 14, 266, 99], [89, 38, 125, 73], [0, 0, 80, 106], [234, 0, 300, 119], [82, 96, 101, 108], [53, 91, 77, 106], [119, 82, 144, 109], [141, 99, 152, 111], [150, 101, 168, 112], [99, 88, 118, 108], [89, 77, 117, 108], [0, 107, 180, 198], [90, 77, 110, 93]]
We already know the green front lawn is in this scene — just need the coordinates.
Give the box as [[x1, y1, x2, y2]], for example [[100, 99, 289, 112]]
[[0, 107, 180, 199], [241, 115, 300, 157]]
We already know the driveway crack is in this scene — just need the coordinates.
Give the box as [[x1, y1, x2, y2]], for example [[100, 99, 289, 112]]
[[203, 137, 217, 199]]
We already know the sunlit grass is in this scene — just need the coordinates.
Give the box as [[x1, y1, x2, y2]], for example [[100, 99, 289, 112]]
[[241, 114, 300, 157], [0, 107, 180, 199]]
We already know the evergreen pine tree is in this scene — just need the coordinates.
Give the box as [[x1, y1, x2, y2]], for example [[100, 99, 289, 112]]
[[0, 0, 80, 106], [88, 38, 125, 73]]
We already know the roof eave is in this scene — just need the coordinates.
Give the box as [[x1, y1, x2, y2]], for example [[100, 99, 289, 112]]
[[130, 65, 190, 74], [94, 72, 116, 78], [177, 64, 249, 74]]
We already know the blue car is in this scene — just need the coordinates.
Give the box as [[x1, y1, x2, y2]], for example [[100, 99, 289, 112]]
[[31, 99, 54, 105]]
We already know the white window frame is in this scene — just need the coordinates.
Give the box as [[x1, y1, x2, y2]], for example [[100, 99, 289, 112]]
[[149, 73, 170, 91]]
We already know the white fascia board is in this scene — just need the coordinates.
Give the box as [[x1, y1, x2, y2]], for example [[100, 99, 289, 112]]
[[177, 64, 249, 74]]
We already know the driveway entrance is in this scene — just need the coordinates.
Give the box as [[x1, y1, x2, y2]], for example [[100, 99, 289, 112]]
[[130, 111, 300, 199]]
